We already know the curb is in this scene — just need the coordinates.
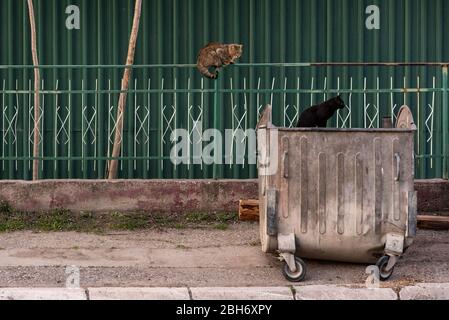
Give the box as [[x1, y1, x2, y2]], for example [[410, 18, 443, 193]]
[[399, 283, 449, 300], [190, 287, 294, 300], [293, 285, 398, 300], [88, 287, 190, 300], [0, 284, 448, 300], [0, 288, 87, 300]]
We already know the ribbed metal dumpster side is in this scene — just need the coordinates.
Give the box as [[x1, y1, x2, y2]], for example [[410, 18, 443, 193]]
[[257, 105, 417, 281]]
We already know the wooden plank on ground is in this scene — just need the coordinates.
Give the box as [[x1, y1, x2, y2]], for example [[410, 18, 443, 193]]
[[417, 215, 449, 230], [239, 199, 259, 221], [238, 199, 449, 230]]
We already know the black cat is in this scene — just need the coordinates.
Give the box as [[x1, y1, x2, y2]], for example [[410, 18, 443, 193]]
[[297, 96, 346, 128]]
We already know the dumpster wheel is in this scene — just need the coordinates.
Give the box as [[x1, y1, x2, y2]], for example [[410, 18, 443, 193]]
[[282, 257, 307, 282], [376, 256, 395, 281]]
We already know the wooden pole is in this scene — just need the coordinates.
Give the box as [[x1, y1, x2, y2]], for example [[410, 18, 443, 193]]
[[27, 0, 40, 181], [107, 0, 143, 179]]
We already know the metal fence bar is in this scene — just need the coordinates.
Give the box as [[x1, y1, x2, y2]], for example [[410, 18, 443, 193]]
[[4, 62, 449, 69], [213, 78, 221, 179], [442, 66, 449, 179]]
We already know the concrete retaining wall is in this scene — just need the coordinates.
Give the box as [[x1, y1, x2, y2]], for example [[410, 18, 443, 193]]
[[415, 179, 449, 213], [0, 179, 258, 213], [0, 179, 447, 213]]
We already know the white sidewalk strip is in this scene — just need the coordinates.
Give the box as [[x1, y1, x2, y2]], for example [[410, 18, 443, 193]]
[[1, 284, 448, 300], [294, 285, 398, 300], [399, 283, 449, 300], [88, 287, 190, 300], [0, 288, 87, 300], [190, 287, 294, 300]]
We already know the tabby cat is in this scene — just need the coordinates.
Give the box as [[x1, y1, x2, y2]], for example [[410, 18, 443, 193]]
[[197, 43, 243, 79]]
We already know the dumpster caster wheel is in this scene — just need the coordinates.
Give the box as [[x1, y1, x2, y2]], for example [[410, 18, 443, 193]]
[[376, 256, 395, 281], [282, 257, 306, 282]]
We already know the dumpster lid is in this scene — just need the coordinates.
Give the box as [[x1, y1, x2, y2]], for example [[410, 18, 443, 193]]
[[396, 105, 417, 130], [256, 105, 273, 130]]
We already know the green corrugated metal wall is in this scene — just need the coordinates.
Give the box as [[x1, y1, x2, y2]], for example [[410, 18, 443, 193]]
[[2, 0, 449, 66], [0, 0, 448, 179], [3, 0, 449, 66]]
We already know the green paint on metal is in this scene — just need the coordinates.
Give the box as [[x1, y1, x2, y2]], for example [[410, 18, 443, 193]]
[[1, 0, 449, 180]]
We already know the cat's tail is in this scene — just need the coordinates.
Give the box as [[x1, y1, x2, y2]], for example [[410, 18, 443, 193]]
[[197, 63, 218, 80]]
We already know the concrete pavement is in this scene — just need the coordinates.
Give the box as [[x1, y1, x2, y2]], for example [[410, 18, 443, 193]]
[[0, 225, 447, 300], [0, 227, 448, 288]]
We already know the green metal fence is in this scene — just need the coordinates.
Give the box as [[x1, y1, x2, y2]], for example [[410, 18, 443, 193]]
[[0, 63, 448, 180]]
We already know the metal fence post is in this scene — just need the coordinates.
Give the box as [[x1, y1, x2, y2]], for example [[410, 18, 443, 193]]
[[443, 65, 449, 179], [213, 78, 222, 179]]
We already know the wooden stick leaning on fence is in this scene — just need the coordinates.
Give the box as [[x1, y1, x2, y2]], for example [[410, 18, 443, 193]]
[[27, 0, 40, 181], [107, 0, 143, 179]]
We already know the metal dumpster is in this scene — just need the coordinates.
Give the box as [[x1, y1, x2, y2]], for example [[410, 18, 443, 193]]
[[257, 105, 417, 282]]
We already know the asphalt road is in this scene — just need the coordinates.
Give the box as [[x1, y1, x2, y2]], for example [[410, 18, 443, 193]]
[[0, 223, 448, 289]]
